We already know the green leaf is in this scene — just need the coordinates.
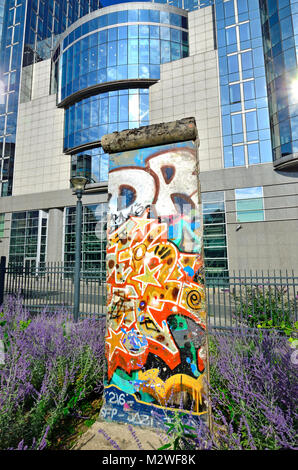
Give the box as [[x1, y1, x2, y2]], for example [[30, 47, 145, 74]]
[[158, 443, 172, 450], [183, 424, 196, 430], [85, 419, 96, 428]]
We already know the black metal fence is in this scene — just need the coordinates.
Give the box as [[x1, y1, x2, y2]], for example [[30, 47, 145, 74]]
[[1, 258, 297, 329], [206, 271, 298, 329], [3, 260, 106, 318]]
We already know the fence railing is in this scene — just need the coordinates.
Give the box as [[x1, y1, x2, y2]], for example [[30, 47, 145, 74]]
[[206, 271, 298, 329], [1, 259, 297, 329], [3, 261, 106, 318]]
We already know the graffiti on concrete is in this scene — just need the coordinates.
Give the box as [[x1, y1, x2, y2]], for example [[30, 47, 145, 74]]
[[103, 140, 207, 425]]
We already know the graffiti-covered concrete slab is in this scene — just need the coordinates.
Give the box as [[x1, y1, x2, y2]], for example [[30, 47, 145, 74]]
[[100, 118, 209, 430]]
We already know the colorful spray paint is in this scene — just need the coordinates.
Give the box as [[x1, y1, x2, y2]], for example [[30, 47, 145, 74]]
[[100, 118, 209, 429]]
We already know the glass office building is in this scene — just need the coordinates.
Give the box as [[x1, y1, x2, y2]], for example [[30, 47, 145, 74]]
[[0, 0, 298, 275], [9, 209, 48, 267], [215, 0, 273, 168], [259, 0, 298, 168], [0, 0, 101, 198], [0, 1, 5, 45], [0, 1, 211, 199], [52, 4, 189, 182], [216, 0, 298, 170]]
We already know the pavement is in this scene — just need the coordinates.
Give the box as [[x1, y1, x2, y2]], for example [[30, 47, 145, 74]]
[[72, 419, 170, 451]]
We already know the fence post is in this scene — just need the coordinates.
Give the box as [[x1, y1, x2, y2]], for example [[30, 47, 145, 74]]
[[0, 256, 6, 306]]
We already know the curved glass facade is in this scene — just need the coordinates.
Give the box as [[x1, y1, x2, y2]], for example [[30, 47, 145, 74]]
[[54, 8, 188, 104], [54, 4, 189, 182], [58, 23, 188, 102], [65, 88, 149, 149], [260, 0, 298, 166], [61, 8, 188, 51]]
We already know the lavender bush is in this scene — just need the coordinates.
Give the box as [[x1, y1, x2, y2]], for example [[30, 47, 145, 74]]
[[0, 296, 105, 450], [1, 296, 297, 450], [162, 328, 298, 450]]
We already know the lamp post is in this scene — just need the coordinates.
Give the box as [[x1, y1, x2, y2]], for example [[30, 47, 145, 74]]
[[70, 176, 88, 322]]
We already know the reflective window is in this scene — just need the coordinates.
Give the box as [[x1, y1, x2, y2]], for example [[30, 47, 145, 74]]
[[0, 213, 4, 238], [233, 145, 245, 165], [259, 0, 298, 162], [64, 89, 149, 151], [226, 26, 236, 45], [202, 191, 228, 279], [231, 113, 243, 133], [217, 0, 273, 167], [235, 186, 265, 222], [71, 147, 109, 183], [9, 210, 48, 266], [56, 13, 188, 103], [64, 203, 107, 276]]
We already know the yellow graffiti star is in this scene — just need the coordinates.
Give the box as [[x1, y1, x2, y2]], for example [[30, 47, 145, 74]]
[[131, 216, 154, 236], [132, 262, 162, 295], [105, 328, 127, 361]]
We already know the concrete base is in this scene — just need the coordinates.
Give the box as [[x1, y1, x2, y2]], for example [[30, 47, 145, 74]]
[[72, 420, 169, 451]]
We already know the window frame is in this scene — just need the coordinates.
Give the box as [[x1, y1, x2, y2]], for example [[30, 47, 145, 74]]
[[235, 186, 265, 222]]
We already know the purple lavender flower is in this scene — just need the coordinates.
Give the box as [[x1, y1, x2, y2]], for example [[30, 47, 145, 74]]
[[0, 295, 105, 450]]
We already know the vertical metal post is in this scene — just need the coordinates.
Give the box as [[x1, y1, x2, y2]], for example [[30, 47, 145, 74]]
[[0, 256, 6, 306], [73, 189, 83, 322]]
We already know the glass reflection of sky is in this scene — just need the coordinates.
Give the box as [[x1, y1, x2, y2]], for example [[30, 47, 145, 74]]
[[235, 187, 263, 200]]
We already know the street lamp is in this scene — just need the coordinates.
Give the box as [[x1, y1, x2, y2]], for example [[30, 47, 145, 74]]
[[70, 176, 88, 322]]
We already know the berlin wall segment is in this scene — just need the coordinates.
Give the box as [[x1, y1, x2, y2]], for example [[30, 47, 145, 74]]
[[100, 118, 209, 430]]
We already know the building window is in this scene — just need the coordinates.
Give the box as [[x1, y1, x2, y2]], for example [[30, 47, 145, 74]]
[[0, 213, 4, 238], [57, 17, 189, 104], [9, 210, 48, 266], [64, 88, 149, 151], [217, 0, 273, 168], [202, 191, 228, 279], [71, 148, 109, 183], [235, 186, 264, 222], [64, 203, 107, 278]]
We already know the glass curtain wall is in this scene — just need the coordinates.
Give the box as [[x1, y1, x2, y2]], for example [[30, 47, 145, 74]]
[[9, 209, 48, 267], [0, 0, 5, 46], [64, 203, 108, 277], [65, 88, 149, 149], [0, 0, 26, 197], [0, 0, 101, 198], [54, 9, 189, 104], [23, 0, 101, 67], [259, 0, 298, 165], [215, 0, 273, 168], [202, 191, 228, 278], [54, 6, 189, 183]]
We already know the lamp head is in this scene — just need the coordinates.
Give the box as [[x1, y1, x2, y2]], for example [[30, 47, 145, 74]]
[[70, 176, 88, 192]]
